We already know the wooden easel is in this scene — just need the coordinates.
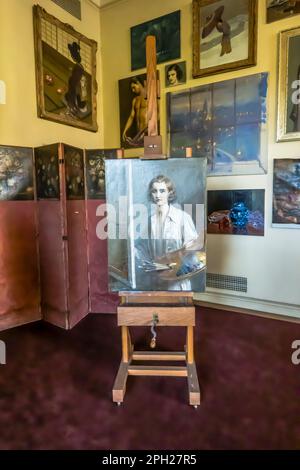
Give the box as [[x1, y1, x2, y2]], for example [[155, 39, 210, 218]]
[[112, 37, 200, 407]]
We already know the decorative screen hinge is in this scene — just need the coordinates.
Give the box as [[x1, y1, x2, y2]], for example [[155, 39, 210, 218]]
[[62, 235, 68, 241], [59, 158, 64, 164]]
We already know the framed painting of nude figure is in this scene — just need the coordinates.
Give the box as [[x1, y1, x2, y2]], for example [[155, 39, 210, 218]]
[[192, 0, 258, 78], [118, 72, 160, 150], [277, 27, 300, 142], [105, 158, 207, 292]]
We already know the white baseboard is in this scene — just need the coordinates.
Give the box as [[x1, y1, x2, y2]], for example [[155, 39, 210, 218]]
[[194, 289, 300, 321]]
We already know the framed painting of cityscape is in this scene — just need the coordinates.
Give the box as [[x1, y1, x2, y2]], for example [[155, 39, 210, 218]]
[[277, 27, 300, 142], [207, 189, 265, 236], [192, 0, 257, 78], [267, 1, 300, 23], [105, 158, 207, 292], [272, 158, 300, 227], [130, 11, 180, 71], [167, 72, 268, 176], [33, 5, 98, 132]]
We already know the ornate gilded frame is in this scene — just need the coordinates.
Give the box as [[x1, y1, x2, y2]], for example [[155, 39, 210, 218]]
[[277, 27, 300, 142], [192, 0, 257, 78], [33, 5, 98, 132]]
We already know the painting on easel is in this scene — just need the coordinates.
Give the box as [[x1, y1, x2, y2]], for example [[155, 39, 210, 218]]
[[105, 158, 207, 292]]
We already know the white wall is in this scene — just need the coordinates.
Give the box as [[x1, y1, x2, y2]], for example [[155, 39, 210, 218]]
[[100, 0, 300, 317], [0, 0, 104, 148]]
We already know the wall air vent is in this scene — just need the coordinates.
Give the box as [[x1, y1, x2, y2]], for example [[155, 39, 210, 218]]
[[51, 0, 81, 20], [207, 273, 247, 293]]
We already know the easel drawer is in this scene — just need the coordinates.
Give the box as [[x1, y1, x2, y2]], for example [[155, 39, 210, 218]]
[[117, 306, 195, 326]]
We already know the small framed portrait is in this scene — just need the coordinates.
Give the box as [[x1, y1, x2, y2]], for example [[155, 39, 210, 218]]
[[277, 27, 300, 142], [165, 61, 187, 88], [192, 0, 258, 78], [33, 5, 98, 132], [267, 1, 300, 24]]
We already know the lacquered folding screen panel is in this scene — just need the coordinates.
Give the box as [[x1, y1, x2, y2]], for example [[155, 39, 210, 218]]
[[106, 158, 207, 292], [35, 143, 89, 329], [85, 149, 118, 313], [0, 145, 40, 331]]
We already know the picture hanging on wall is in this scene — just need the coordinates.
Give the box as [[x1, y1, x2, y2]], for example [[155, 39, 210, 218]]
[[207, 189, 265, 236], [277, 27, 300, 142], [192, 0, 257, 78], [130, 10, 181, 71], [167, 72, 268, 176], [267, 1, 300, 23], [105, 158, 207, 292], [165, 61, 187, 88], [0, 146, 34, 201], [119, 72, 160, 150], [33, 5, 98, 132], [85, 149, 118, 199], [272, 158, 300, 227]]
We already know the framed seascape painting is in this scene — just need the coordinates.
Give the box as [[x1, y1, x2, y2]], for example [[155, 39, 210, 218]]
[[192, 0, 257, 78], [277, 27, 300, 142], [33, 5, 98, 132], [272, 158, 300, 227], [207, 189, 265, 236], [105, 158, 207, 292], [267, 1, 300, 23], [167, 72, 268, 176], [130, 11, 181, 71]]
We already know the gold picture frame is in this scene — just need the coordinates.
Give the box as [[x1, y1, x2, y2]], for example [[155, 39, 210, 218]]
[[33, 5, 98, 132], [192, 0, 257, 78], [277, 27, 300, 142]]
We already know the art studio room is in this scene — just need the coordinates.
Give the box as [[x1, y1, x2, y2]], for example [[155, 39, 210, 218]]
[[0, 0, 300, 455]]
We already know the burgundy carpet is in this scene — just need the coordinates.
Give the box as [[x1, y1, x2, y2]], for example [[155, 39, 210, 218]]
[[0, 307, 299, 450]]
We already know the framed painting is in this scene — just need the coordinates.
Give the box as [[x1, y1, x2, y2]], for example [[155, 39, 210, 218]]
[[33, 5, 98, 132], [277, 27, 300, 142], [272, 158, 300, 227], [207, 189, 265, 236], [119, 72, 160, 149], [192, 0, 257, 78], [267, 1, 300, 23], [165, 61, 186, 88], [130, 11, 180, 71], [105, 158, 207, 292], [167, 72, 268, 176]]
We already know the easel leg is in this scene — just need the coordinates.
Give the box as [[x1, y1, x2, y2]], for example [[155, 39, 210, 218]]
[[186, 326, 200, 407], [112, 326, 130, 404]]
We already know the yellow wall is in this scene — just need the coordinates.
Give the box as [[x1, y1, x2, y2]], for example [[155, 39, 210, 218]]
[[100, 0, 300, 316], [0, 0, 103, 148]]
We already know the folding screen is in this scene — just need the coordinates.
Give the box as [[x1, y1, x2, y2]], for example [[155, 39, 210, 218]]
[[85, 149, 118, 313], [35, 143, 89, 329], [0, 145, 40, 331]]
